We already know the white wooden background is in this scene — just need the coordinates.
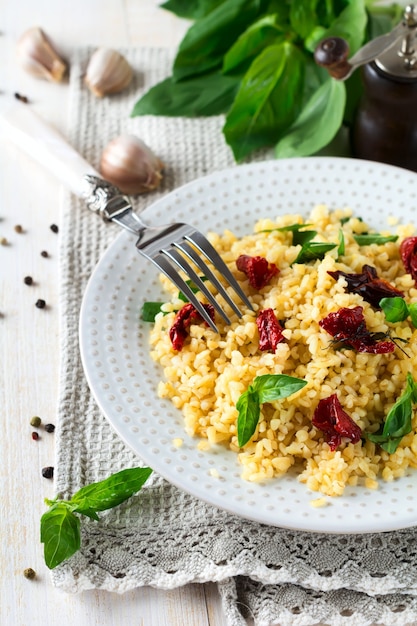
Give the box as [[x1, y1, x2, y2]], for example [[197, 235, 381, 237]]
[[0, 1, 230, 624]]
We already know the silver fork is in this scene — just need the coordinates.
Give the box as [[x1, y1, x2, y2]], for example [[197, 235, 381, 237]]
[[83, 175, 252, 332], [0, 103, 252, 333]]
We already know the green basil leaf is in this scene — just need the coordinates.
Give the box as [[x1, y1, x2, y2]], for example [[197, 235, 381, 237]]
[[178, 277, 208, 302], [337, 228, 345, 257], [316, 0, 368, 55], [160, 0, 226, 19], [292, 229, 317, 246], [408, 302, 417, 328], [223, 14, 286, 75], [353, 233, 398, 245], [223, 41, 306, 161], [252, 374, 307, 403], [131, 72, 240, 118], [379, 297, 409, 323], [40, 503, 81, 569], [290, 0, 319, 39], [70, 467, 153, 513], [173, 0, 262, 82], [237, 387, 260, 447], [293, 241, 337, 264], [141, 302, 166, 322], [275, 77, 346, 158]]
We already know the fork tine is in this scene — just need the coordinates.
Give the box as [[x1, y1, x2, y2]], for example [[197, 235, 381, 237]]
[[151, 253, 218, 332], [174, 241, 244, 318], [185, 232, 254, 310], [162, 247, 232, 324]]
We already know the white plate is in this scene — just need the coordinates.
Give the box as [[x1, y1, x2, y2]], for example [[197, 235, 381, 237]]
[[80, 157, 417, 534]]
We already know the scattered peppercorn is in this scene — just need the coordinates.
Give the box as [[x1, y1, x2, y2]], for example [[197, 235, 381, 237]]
[[14, 92, 29, 104], [24, 276, 33, 285], [41, 466, 54, 479], [31, 432, 39, 440], [35, 299, 46, 309], [40, 250, 48, 258], [30, 416, 42, 427], [44, 423, 55, 433], [0, 237, 8, 246], [50, 224, 59, 233], [14, 224, 23, 233], [23, 568, 36, 580]]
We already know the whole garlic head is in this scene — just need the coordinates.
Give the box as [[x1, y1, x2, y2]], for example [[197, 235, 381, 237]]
[[17, 27, 67, 82], [85, 48, 133, 97], [100, 134, 164, 195]]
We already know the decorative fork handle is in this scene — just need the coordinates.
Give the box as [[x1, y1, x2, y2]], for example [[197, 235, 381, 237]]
[[0, 100, 147, 235]]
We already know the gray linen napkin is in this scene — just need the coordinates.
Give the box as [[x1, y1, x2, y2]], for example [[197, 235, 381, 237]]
[[52, 47, 417, 626]]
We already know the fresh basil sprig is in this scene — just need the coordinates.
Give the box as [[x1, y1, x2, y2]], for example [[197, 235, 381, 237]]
[[41, 467, 152, 569], [380, 297, 417, 327], [133, 1, 400, 161], [293, 241, 337, 265], [141, 301, 167, 322], [367, 373, 417, 453], [236, 374, 307, 447]]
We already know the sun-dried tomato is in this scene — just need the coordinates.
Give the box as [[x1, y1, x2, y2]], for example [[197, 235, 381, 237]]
[[312, 394, 362, 451], [319, 305, 395, 353], [169, 302, 215, 351], [256, 309, 285, 351], [400, 236, 417, 286], [328, 264, 404, 309], [236, 254, 279, 290]]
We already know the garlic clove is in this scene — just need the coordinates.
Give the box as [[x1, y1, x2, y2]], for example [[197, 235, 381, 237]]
[[100, 134, 164, 195], [85, 48, 133, 98], [17, 27, 67, 82]]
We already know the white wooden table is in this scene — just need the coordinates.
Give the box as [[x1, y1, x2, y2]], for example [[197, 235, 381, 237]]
[[0, 2, 229, 624]]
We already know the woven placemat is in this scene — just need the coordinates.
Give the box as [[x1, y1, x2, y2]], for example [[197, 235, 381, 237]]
[[52, 47, 417, 626]]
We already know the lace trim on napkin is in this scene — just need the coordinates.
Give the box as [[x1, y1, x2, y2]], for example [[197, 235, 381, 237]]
[[53, 47, 417, 626]]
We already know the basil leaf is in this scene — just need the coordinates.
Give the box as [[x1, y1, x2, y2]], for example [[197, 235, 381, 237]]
[[40, 503, 80, 569], [316, 0, 368, 55], [223, 14, 286, 75], [131, 72, 240, 118], [223, 41, 305, 161], [368, 374, 417, 452], [178, 276, 208, 302], [353, 233, 398, 245], [141, 302, 166, 322], [292, 229, 317, 246], [160, 0, 225, 19], [290, 0, 319, 39], [379, 297, 409, 323], [70, 467, 153, 513], [293, 241, 337, 264], [408, 302, 417, 328], [237, 387, 260, 447], [252, 374, 307, 403], [275, 77, 346, 158], [172, 0, 262, 82]]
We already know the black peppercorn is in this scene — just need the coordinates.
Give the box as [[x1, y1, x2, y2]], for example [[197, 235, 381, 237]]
[[14, 93, 29, 104], [40, 250, 48, 258], [41, 466, 54, 479], [24, 276, 33, 285], [50, 224, 59, 233], [44, 423, 55, 433], [35, 299, 46, 309]]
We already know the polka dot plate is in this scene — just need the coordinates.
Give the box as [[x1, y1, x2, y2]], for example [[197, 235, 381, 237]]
[[79, 157, 417, 533]]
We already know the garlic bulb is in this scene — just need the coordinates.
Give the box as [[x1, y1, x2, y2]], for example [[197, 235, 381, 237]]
[[85, 48, 133, 97], [100, 135, 163, 194], [17, 27, 67, 82]]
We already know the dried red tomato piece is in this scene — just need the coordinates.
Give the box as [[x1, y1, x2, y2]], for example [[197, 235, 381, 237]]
[[319, 305, 395, 353], [400, 237, 417, 285], [256, 309, 285, 351], [236, 254, 279, 290], [169, 302, 215, 351], [312, 394, 362, 451], [328, 264, 404, 308]]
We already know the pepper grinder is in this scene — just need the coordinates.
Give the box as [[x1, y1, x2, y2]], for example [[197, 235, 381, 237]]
[[314, 4, 417, 171]]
